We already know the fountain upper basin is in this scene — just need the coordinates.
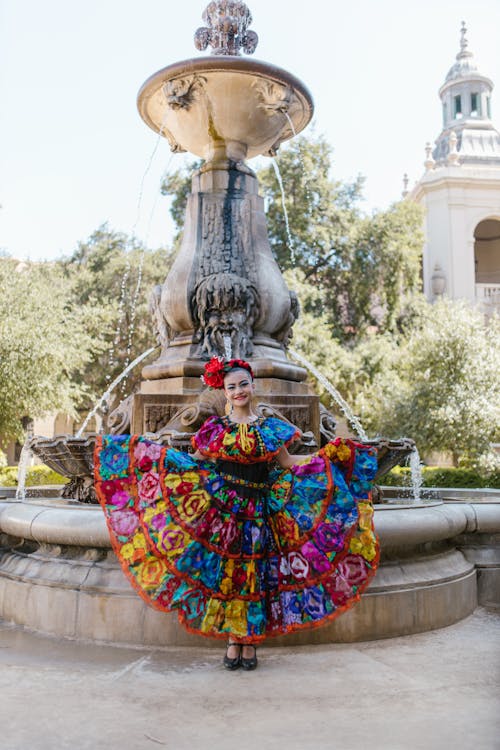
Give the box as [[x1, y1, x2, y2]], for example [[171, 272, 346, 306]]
[[137, 56, 314, 162]]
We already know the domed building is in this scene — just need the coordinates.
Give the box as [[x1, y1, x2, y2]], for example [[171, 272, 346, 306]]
[[410, 23, 500, 316]]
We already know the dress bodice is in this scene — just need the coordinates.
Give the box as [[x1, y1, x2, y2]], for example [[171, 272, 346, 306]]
[[192, 415, 300, 464]]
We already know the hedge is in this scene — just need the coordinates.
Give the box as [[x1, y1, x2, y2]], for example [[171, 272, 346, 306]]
[[381, 465, 500, 489], [0, 465, 68, 487], [1, 463, 499, 490]]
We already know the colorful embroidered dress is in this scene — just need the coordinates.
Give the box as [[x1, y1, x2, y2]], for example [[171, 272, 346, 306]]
[[94, 416, 379, 643]]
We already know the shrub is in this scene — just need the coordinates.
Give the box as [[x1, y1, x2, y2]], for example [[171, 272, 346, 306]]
[[0, 465, 67, 487], [380, 465, 500, 489]]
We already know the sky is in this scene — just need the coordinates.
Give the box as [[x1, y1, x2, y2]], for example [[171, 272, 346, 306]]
[[1, 0, 500, 262]]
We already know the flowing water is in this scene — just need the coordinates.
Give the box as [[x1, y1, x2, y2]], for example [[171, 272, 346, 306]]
[[271, 157, 296, 267], [15, 441, 32, 502], [223, 334, 232, 359], [272, 142, 424, 502], [284, 112, 297, 139], [76, 346, 158, 437], [409, 447, 423, 502], [107, 112, 173, 388], [288, 347, 368, 441]]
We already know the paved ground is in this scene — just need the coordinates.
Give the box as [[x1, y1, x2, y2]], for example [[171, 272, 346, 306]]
[[1, 607, 499, 750]]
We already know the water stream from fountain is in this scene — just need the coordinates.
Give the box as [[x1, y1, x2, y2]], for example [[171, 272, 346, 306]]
[[120, 152, 176, 395], [288, 347, 369, 441], [283, 112, 314, 208], [15, 442, 32, 502], [409, 447, 423, 503], [76, 345, 158, 438], [106, 112, 172, 388], [271, 157, 296, 267], [289, 347, 427, 502], [223, 334, 233, 359], [273, 136, 424, 499]]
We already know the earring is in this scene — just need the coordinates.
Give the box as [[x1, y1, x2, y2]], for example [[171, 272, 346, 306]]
[[225, 401, 233, 416]]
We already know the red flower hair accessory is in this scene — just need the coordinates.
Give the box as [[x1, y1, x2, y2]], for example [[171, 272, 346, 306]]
[[201, 357, 254, 389]]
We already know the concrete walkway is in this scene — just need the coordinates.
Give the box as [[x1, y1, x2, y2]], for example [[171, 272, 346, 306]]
[[1, 608, 499, 750]]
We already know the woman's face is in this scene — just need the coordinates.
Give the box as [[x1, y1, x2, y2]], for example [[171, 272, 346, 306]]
[[223, 368, 255, 410]]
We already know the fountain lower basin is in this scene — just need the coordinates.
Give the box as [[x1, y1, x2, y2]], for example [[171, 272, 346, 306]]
[[0, 496, 498, 646]]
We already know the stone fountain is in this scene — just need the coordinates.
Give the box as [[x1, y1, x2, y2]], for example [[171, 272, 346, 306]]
[[132, 0, 318, 443], [29, 0, 414, 474], [1, 1, 498, 647]]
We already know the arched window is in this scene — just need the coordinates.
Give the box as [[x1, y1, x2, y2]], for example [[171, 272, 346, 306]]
[[470, 93, 480, 117], [474, 218, 500, 314]]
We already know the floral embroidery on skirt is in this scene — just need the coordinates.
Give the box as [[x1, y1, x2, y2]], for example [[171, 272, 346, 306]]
[[94, 418, 379, 643]]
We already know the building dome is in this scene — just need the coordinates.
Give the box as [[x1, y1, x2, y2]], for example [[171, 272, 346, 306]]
[[441, 22, 492, 90], [433, 22, 500, 165], [410, 22, 500, 315]]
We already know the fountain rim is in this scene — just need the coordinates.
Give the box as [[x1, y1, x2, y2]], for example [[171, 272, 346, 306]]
[[137, 54, 315, 137]]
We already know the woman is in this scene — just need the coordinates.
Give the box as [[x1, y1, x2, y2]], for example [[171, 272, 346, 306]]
[[94, 357, 379, 671]]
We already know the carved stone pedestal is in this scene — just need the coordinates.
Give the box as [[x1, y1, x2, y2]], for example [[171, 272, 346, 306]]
[[144, 166, 306, 383], [135, 155, 321, 449], [132, 376, 320, 451]]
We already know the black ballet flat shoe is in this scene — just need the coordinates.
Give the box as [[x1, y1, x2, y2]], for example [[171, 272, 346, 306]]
[[223, 643, 241, 670], [240, 645, 258, 671]]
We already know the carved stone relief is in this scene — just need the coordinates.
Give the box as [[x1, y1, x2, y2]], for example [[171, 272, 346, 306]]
[[319, 404, 337, 445], [163, 126, 187, 154], [193, 272, 259, 359], [144, 404, 181, 434], [107, 394, 134, 435], [149, 284, 172, 348], [163, 75, 207, 111], [254, 80, 293, 115], [194, 1, 259, 57]]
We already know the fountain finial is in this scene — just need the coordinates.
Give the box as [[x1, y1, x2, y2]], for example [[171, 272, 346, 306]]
[[194, 1, 258, 56]]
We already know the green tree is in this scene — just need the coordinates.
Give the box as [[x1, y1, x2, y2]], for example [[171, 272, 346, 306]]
[[160, 159, 202, 247], [364, 299, 500, 463], [257, 134, 425, 341], [60, 225, 175, 403], [284, 269, 404, 435], [0, 257, 95, 440], [257, 134, 364, 274]]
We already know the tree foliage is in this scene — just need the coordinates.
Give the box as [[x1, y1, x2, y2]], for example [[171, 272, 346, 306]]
[[257, 133, 425, 341], [0, 257, 95, 440], [160, 159, 202, 246], [60, 225, 174, 403], [359, 300, 500, 463]]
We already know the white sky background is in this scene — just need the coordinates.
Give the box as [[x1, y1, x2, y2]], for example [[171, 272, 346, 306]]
[[1, 0, 499, 261]]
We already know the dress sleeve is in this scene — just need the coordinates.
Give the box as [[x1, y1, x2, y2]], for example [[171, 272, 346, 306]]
[[191, 416, 226, 456], [258, 418, 301, 455], [319, 438, 377, 500]]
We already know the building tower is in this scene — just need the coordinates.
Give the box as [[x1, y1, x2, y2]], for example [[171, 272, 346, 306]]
[[411, 23, 500, 315]]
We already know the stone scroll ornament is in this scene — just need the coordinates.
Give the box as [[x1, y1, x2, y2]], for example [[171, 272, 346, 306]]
[[254, 80, 294, 115], [193, 273, 259, 359], [149, 284, 172, 348], [275, 289, 300, 349], [163, 75, 207, 111], [194, 1, 259, 57]]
